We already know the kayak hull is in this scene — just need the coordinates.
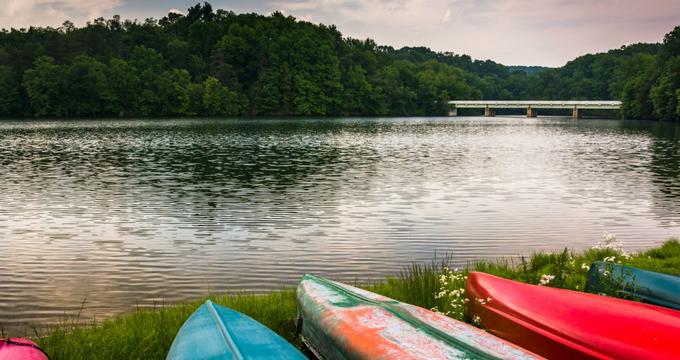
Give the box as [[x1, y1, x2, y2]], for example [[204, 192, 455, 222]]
[[0, 339, 49, 360], [166, 300, 306, 360], [586, 261, 680, 310], [297, 274, 541, 360], [466, 272, 680, 360]]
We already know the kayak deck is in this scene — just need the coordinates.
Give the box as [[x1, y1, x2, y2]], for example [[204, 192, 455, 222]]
[[467, 271, 680, 360], [167, 300, 306, 360], [297, 274, 541, 359]]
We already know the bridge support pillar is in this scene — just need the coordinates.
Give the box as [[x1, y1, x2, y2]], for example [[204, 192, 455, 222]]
[[448, 107, 458, 116], [484, 106, 495, 117], [572, 107, 580, 119], [527, 107, 537, 118]]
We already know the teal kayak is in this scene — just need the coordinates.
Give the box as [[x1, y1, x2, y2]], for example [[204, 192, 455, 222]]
[[585, 261, 680, 310], [166, 300, 306, 360]]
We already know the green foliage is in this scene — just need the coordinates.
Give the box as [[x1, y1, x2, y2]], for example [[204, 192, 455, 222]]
[[650, 57, 680, 120], [37, 291, 300, 360], [64, 55, 108, 116], [202, 76, 242, 115], [2, 4, 680, 119], [0, 65, 19, 116], [23, 57, 67, 117], [104, 58, 140, 117]]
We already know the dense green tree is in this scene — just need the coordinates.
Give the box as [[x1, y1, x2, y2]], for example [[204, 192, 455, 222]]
[[202, 76, 241, 115], [0, 65, 20, 116], [104, 58, 140, 117], [341, 65, 372, 115], [23, 56, 67, 117], [650, 57, 680, 120], [63, 55, 108, 116], [2, 3, 680, 120], [157, 69, 193, 115]]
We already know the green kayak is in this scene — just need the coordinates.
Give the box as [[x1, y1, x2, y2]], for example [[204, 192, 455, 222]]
[[296, 274, 541, 359], [585, 261, 680, 310]]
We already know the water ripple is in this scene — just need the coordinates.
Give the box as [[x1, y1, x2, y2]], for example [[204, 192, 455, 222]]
[[0, 117, 679, 332]]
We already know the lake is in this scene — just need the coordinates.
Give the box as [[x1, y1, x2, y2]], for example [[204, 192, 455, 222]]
[[1, 117, 679, 331]]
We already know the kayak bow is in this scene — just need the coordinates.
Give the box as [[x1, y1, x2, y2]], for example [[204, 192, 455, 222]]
[[167, 300, 306, 360], [467, 271, 680, 360]]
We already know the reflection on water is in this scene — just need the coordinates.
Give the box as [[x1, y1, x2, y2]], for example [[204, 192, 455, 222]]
[[1, 117, 679, 331]]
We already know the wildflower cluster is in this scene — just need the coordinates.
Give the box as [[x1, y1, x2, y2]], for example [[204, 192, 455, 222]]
[[538, 274, 556, 286], [432, 267, 468, 320], [592, 233, 632, 261]]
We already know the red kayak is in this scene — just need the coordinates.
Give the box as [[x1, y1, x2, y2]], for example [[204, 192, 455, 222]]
[[466, 272, 680, 360], [0, 339, 49, 360]]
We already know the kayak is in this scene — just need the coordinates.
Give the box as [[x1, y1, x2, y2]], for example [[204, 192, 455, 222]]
[[296, 274, 542, 360], [466, 272, 680, 360], [0, 338, 49, 360], [585, 261, 680, 310], [166, 300, 306, 360]]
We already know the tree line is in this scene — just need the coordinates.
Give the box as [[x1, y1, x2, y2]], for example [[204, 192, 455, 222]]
[[0, 2, 678, 120]]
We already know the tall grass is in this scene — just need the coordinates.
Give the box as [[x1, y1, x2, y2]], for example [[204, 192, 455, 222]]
[[26, 239, 680, 360], [37, 292, 299, 360]]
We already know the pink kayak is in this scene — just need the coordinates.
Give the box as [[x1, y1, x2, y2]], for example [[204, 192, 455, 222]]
[[0, 339, 49, 360]]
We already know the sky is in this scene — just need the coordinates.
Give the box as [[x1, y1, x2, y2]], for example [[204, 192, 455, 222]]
[[1, 0, 679, 67]]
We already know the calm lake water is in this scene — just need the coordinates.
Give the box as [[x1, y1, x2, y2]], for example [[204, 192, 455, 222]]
[[1, 117, 680, 331]]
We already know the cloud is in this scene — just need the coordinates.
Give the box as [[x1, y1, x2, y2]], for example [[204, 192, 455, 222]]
[[266, 0, 680, 66], [0, 0, 123, 29], [1, 0, 679, 66], [441, 8, 451, 23]]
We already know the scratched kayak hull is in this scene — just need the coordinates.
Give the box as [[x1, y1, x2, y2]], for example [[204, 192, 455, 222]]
[[466, 272, 680, 360], [296, 274, 541, 360], [585, 261, 680, 310], [0, 339, 49, 360], [166, 300, 306, 360]]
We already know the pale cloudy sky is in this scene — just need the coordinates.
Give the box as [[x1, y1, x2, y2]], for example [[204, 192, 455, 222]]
[[1, 0, 679, 67]]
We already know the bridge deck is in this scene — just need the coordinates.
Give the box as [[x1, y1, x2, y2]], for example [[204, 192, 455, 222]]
[[449, 100, 621, 109]]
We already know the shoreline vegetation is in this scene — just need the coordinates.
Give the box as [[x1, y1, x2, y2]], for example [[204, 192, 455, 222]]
[[0, 3, 679, 121], [24, 236, 680, 360]]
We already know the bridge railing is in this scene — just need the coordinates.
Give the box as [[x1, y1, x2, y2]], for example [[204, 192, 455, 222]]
[[447, 100, 621, 118]]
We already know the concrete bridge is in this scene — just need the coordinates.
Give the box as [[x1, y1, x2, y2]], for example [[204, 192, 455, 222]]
[[448, 100, 622, 119]]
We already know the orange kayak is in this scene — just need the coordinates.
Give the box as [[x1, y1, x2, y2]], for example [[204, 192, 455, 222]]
[[466, 272, 680, 360], [297, 274, 542, 359]]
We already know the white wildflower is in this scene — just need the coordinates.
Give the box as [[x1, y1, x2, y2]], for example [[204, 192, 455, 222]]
[[538, 274, 556, 286], [472, 315, 482, 325], [581, 263, 590, 270]]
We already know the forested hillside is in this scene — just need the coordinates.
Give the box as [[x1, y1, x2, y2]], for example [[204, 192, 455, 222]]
[[0, 2, 678, 120]]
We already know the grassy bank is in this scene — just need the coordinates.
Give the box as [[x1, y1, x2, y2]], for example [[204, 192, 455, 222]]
[[32, 238, 680, 359]]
